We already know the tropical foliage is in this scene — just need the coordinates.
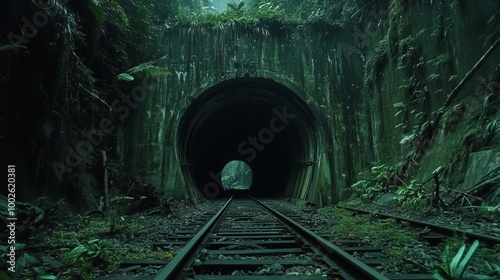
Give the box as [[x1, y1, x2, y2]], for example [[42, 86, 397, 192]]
[[433, 240, 500, 280]]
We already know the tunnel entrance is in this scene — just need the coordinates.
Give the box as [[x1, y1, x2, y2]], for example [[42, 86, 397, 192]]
[[221, 160, 252, 190], [177, 78, 318, 199]]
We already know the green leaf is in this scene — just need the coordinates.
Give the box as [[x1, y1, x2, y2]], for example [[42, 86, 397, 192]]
[[14, 243, 26, 250], [139, 66, 171, 77], [68, 245, 86, 260], [393, 102, 404, 108], [448, 75, 458, 83], [429, 74, 441, 81], [456, 240, 479, 278], [487, 11, 500, 25], [39, 275, 58, 280], [432, 271, 448, 280], [111, 196, 134, 201], [117, 73, 135, 81], [88, 0, 105, 24], [449, 244, 466, 277], [14, 253, 41, 277]]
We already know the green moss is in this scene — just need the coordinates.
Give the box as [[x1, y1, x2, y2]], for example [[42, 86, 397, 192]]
[[41, 212, 174, 279], [177, 0, 291, 28], [366, 38, 390, 86], [319, 207, 420, 244], [478, 244, 500, 265], [388, 17, 399, 59]]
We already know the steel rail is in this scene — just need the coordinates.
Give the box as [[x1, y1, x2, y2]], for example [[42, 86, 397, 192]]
[[337, 206, 500, 244], [251, 197, 389, 280], [153, 197, 233, 280]]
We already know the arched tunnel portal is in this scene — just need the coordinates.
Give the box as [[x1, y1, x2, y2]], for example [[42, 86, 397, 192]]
[[177, 78, 319, 199]]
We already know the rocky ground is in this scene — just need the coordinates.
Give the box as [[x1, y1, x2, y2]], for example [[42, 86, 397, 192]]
[[9, 196, 500, 279], [287, 197, 500, 278], [13, 198, 212, 280]]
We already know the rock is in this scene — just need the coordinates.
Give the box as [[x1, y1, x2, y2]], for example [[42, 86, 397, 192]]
[[123, 265, 141, 272], [375, 193, 398, 205], [460, 150, 500, 190], [200, 248, 208, 254], [231, 270, 245, 276], [193, 258, 202, 265], [295, 266, 306, 273], [256, 267, 271, 275], [269, 263, 284, 274]]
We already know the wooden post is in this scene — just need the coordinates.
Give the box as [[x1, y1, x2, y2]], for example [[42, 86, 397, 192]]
[[102, 150, 109, 211]]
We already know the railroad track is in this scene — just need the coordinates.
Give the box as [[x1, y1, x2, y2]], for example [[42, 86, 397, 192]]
[[337, 206, 500, 245], [98, 197, 448, 280]]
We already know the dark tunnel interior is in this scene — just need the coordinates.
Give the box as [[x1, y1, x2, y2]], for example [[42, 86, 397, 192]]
[[177, 78, 318, 199]]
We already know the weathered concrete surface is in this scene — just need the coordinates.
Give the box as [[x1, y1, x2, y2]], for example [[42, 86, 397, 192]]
[[460, 150, 500, 190], [124, 25, 368, 205], [122, 2, 500, 205]]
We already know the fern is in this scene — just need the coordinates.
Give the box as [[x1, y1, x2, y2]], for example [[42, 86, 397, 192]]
[[138, 66, 171, 77], [117, 73, 134, 81], [227, 2, 245, 12], [117, 62, 170, 81], [429, 73, 441, 81], [433, 240, 482, 279]]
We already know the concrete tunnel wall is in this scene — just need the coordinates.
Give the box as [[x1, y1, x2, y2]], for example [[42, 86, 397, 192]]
[[176, 78, 319, 199], [122, 25, 371, 206]]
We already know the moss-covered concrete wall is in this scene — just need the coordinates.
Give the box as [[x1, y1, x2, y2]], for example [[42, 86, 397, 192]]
[[123, 24, 372, 204], [122, 0, 499, 204], [364, 1, 499, 186]]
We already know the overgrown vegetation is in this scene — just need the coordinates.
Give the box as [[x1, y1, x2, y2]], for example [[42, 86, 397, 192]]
[[435, 239, 500, 279], [318, 207, 419, 245], [176, 0, 389, 32], [0, 0, 176, 211], [349, 164, 393, 202], [0, 244, 42, 279], [26, 197, 180, 279]]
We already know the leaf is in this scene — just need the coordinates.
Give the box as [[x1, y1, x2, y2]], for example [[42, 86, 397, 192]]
[[140, 66, 171, 77], [39, 276, 58, 280], [68, 245, 86, 260], [448, 75, 458, 82], [393, 102, 404, 108], [117, 73, 134, 81], [487, 11, 500, 25], [456, 240, 479, 278], [88, 0, 105, 25], [449, 244, 466, 277], [111, 196, 135, 201], [14, 253, 41, 277], [429, 74, 440, 81]]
